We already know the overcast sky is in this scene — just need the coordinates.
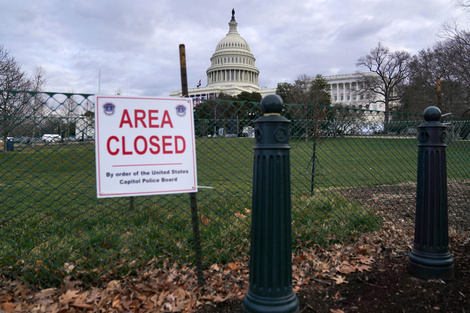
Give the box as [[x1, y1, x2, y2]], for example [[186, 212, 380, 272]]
[[1, 0, 467, 97]]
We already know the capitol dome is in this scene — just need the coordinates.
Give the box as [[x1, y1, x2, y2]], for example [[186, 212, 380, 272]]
[[214, 26, 250, 53], [169, 9, 272, 99], [206, 9, 260, 90]]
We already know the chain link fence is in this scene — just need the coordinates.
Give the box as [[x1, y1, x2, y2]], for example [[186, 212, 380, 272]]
[[1, 90, 469, 292]]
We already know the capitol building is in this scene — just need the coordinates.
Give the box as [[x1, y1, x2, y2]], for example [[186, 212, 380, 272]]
[[170, 9, 384, 112], [170, 9, 267, 100]]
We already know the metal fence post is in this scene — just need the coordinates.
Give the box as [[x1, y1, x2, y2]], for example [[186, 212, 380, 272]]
[[408, 106, 454, 280], [243, 94, 299, 313]]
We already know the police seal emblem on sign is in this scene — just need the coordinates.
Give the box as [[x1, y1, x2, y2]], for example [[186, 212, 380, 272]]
[[176, 104, 186, 117], [103, 103, 115, 116]]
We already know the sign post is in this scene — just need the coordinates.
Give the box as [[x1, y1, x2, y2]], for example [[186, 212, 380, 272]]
[[95, 96, 197, 198]]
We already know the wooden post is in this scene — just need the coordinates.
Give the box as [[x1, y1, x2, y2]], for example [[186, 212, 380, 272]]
[[436, 77, 442, 108], [179, 44, 188, 97], [179, 44, 203, 286]]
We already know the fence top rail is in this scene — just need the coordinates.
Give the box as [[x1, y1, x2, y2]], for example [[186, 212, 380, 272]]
[[1, 90, 95, 98], [200, 99, 470, 122], [3, 91, 470, 123]]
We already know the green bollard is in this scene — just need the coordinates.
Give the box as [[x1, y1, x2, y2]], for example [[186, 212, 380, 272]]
[[243, 94, 299, 313], [408, 106, 454, 280]]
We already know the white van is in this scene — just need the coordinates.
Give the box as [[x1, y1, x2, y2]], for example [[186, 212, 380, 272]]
[[41, 134, 61, 142]]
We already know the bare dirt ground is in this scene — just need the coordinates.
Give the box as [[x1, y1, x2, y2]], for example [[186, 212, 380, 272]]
[[198, 238, 469, 312], [198, 182, 470, 313]]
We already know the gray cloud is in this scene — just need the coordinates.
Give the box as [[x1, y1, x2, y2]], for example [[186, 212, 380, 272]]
[[0, 0, 466, 96]]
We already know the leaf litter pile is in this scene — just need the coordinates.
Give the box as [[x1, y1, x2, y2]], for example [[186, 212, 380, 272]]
[[1, 183, 469, 312]]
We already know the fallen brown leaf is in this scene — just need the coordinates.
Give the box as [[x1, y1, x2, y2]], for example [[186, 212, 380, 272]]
[[355, 264, 372, 273], [0, 302, 16, 313], [332, 275, 348, 285], [59, 289, 80, 305]]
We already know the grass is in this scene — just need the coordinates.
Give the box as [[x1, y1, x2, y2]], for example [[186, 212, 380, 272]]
[[1, 137, 468, 287], [291, 137, 419, 190], [292, 191, 379, 248]]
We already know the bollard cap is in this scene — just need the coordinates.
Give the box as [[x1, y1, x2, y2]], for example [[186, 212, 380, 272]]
[[260, 94, 283, 115], [423, 106, 441, 122]]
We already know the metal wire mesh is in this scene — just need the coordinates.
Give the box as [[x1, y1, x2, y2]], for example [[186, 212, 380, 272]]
[[0, 91, 469, 291]]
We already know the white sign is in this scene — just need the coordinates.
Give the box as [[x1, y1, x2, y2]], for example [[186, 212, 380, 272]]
[[95, 96, 197, 198]]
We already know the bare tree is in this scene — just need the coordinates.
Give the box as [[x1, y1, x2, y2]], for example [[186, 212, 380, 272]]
[[440, 31, 470, 116], [457, 0, 470, 12], [0, 46, 46, 151], [57, 92, 81, 142], [277, 74, 331, 141], [401, 49, 441, 114], [439, 22, 470, 87], [276, 74, 330, 106], [28, 67, 47, 145], [356, 43, 411, 117], [58, 90, 80, 117]]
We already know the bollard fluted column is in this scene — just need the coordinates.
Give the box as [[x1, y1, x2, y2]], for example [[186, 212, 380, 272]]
[[408, 106, 454, 280], [243, 94, 299, 313]]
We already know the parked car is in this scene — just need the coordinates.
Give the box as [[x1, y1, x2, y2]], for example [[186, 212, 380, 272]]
[[14, 137, 32, 144], [0, 137, 13, 143], [41, 134, 61, 142]]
